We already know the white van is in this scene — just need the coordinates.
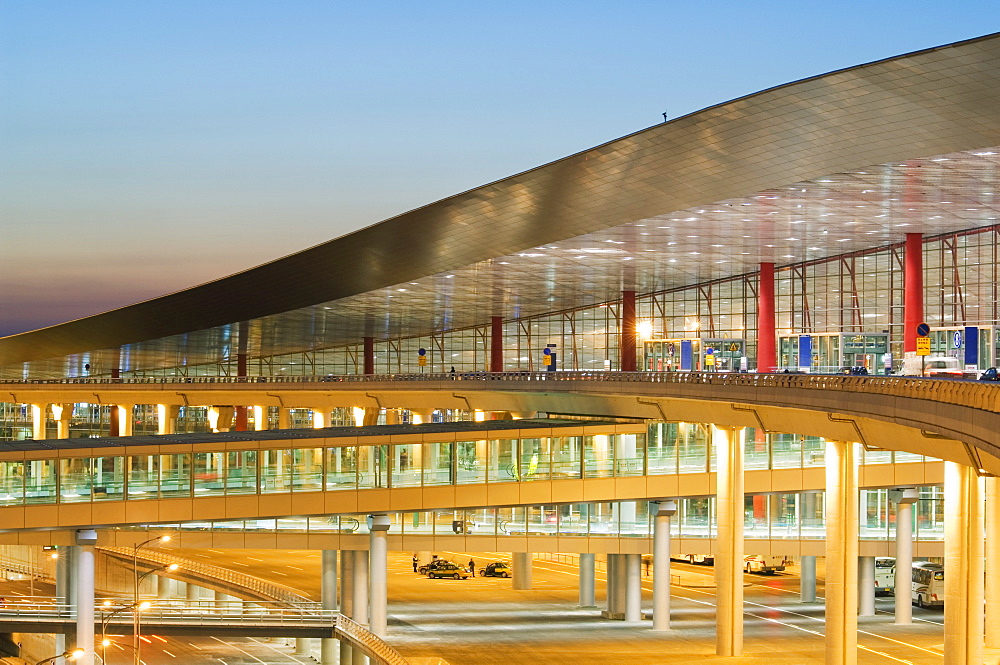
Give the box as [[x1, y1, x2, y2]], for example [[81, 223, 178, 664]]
[[911, 561, 944, 608], [874, 556, 894, 595]]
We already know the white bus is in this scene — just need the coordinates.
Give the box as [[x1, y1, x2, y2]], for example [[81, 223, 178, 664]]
[[874, 557, 894, 595], [910, 561, 944, 608]]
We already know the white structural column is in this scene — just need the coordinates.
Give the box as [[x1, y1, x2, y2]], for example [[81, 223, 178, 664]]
[[943, 462, 985, 665], [251, 406, 267, 431], [55, 546, 75, 659], [340, 550, 355, 665], [713, 425, 744, 657], [800, 556, 817, 603], [513, 552, 533, 590], [352, 549, 370, 665], [624, 553, 642, 621], [312, 408, 328, 429], [321, 550, 338, 665], [857, 557, 875, 616], [987, 477, 1000, 648], [278, 408, 291, 430], [652, 500, 676, 630], [369, 515, 390, 636], [156, 404, 178, 435], [409, 409, 434, 425], [157, 575, 171, 600], [52, 404, 71, 439], [75, 530, 97, 665], [30, 404, 46, 440], [891, 487, 918, 625], [824, 440, 859, 665], [116, 404, 134, 436], [579, 553, 596, 608]]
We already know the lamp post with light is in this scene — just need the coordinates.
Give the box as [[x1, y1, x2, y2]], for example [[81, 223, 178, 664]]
[[130, 537, 172, 665], [36, 650, 84, 665]]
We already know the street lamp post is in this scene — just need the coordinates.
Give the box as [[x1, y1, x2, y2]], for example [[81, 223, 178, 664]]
[[36, 650, 84, 665], [130, 536, 172, 665]]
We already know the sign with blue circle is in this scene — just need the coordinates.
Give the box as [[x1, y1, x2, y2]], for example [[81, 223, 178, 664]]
[[418, 348, 426, 356], [953, 331, 963, 349], [916, 322, 930, 337], [543, 348, 551, 355]]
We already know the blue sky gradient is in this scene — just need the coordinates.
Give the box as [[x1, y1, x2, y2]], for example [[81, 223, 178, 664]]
[[3, 1, 999, 336]]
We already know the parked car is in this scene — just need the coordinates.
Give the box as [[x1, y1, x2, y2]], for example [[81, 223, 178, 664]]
[[427, 563, 470, 579], [418, 559, 452, 575], [482, 561, 512, 578]]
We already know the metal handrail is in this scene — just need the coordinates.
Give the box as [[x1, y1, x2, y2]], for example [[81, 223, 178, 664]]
[[336, 615, 409, 665], [4, 370, 999, 415]]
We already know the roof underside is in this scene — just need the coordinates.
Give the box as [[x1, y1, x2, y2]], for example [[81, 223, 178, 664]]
[[4, 33, 1000, 374]]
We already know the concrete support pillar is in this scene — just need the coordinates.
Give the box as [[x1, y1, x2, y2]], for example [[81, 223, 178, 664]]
[[757, 263, 776, 372], [352, 549, 369, 625], [892, 488, 918, 625], [340, 550, 355, 665], [52, 404, 71, 439], [410, 409, 434, 425], [277, 408, 291, 430], [113, 404, 134, 436], [513, 552, 533, 590], [943, 462, 984, 665], [294, 638, 312, 656], [384, 409, 401, 425], [206, 406, 235, 433], [252, 405, 267, 431], [186, 582, 201, 603], [903, 233, 924, 356], [624, 553, 642, 622], [858, 557, 875, 616], [173, 580, 186, 599], [157, 574, 171, 600], [713, 425, 744, 657], [490, 316, 504, 372], [156, 404, 178, 435], [362, 407, 380, 427], [620, 290, 637, 371], [653, 500, 676, 630], [987, 477, 1000, 648], [824, 439, 858, 665], [75, 530, 96, 665], [800, 556, 817, 603], [369, 515, 390, 636], [579, 553, 596, 608], [30, 403, 46, 440], [313, 408, 328, 429], [321, 550, 339, 665], [55, 545, 75, 659]]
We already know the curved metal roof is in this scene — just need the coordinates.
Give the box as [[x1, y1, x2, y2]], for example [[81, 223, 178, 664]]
[[4, 32, 1000, 367]]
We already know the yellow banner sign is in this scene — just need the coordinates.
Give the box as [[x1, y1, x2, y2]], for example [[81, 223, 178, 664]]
[[915, 336, 931, 356]]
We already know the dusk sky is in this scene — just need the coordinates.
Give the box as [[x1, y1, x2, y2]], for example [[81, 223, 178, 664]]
[[3, 1, 999, 337]]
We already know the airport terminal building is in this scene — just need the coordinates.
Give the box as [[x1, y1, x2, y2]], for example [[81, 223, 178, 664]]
[[2, 32, 1000, 665]]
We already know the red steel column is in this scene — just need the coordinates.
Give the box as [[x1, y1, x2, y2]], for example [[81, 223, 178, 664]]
[[363, 337, 375, 375], [234, 321, 249, 431], [757, 263, 776, 373], [490, 317, 504, 373], [904, 233, 924, 355], [621, 291, 637, 372]]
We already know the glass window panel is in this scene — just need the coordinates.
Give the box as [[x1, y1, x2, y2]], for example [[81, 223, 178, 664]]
[[25, 460, 56, 504], [800, 491, 825, 539], [583, 435, 614, 478], [745, 495, 768, 538], [526, 505, 558, 535], [325, 447, 357, 489], [128, 456, 158, 498], [489, 440, 518, 482], [358, 445, 388, 489], [678, 424, 708, 473], [551, 437, 582, 479], [770, 434, 802, 469], [456, 440, 486, 484], [159, 454, 191, 498], [496, 507, 525, 535], [770, 493, 799, 539], [803, 437, 825, 466], [618, 500, 648, 536], [646, 423, 677, 475], [519, 438, 550, 481], [92, 456, 124, 501], [743, 429, 769, 470], [614, 433, 645, 477], [292, 448, 322, 491], [193, 452, 226, 495], [423, 442, 453, 486], [679, 498, 712, 538], [0, 461, 24, 505], [558, 504, 590, 536], [260, 450, 292, 493], [587, 502, 616, 536], [391, 443, 422, 488], [225, 451, 258, 494], [59, 458, 92, 503]]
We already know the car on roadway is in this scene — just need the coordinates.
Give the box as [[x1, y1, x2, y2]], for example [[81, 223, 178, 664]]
[[418, 559, 453, 575], [427, 563, 470, 579], [481, 561, 511, 578]]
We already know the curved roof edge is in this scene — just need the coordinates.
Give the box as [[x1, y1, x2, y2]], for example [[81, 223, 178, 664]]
[[5, 32, 1000, 365]]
